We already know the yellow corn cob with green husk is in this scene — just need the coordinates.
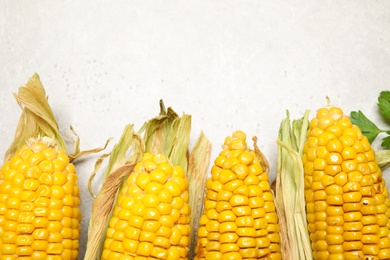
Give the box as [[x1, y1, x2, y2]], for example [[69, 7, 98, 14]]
[[101, 152, 191, 260], [195, 130, 281, 260], [84, 101, 211, 260], [303, 105, 390, 259], [0, 74, 82, 259]]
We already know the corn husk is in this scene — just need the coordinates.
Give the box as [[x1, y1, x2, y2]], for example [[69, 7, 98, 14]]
[[5, 73, 108, 161], [375, 150, 390, 170], [139, 100, 191, 171], [85, 100, 211, 260], [187, 132, 211, 260], [274, 110, 312, 260], [5, 73, 67, 160]]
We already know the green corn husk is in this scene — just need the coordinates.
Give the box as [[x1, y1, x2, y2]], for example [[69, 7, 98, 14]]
[[84, 100, 211, 260], [274, 110, 312, 260]]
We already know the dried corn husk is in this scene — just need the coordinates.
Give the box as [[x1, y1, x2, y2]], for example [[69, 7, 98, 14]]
[[6, 73, 108, 161], [187, 132, 211, 260], [275, 110, 312, 260]]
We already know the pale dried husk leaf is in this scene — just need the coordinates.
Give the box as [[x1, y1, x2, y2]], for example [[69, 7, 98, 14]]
[[5, 73, 66, 160], [5, 73, 109, 162], [139, 100, 191, 171], [187, 131, 211, 260], [275, 110, 312, 260], [375, 150, 390, 170]]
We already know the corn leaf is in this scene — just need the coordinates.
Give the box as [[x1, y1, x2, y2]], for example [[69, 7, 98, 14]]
[[6, 73, 108, 162], [140, 100, 179, 156], [188, 131, 211, 260], [139, 100, 191, 171], [168, 114, 191, 172], [275, 110, 312, 260], [5, 73, 66, 160]]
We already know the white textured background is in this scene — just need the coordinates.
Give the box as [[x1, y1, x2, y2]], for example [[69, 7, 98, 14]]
[[1, 1, 390, 259]]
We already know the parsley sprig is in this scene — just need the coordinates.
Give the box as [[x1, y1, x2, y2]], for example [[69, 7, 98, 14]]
[[351, 91, 390, 147], [350, 91, 390, 169]]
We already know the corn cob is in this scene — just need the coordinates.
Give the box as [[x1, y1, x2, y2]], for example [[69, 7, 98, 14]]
[[0, 74, 82, 259], [303, 105, 390, 259], [101, 152, 191, 260], [195, 130, 281, 260], [0, 137, 81, 260]]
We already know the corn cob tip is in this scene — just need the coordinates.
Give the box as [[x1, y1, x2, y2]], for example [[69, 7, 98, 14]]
[[223, 130, 247, 151]]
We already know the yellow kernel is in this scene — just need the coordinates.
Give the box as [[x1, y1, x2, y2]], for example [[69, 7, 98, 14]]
[[325, 165, 342, 177], [326, 153, 343, 165], [325, 139, 343, 154], [326, 206, 343, 216], [313, 158, 326, 170], [313, 171, 325, 182], [136, 241, 153, 256], [219, 222, 237, 233], [217, 210, 236, 223], [342, 222, 362, 232], [140, 230, 156, 242], [215, 201, 232, 213], [326, 195, 343, 205], [223, 157, 240, 169], [228, 194, 249, 207], [326, 216, 344, 226], [235, 237, 256, 249], [343, 182, 361, 193], [206, 220, 220, 232], [164, 181, 182, 197], [238, 151, 255, 165], [248, 164, 263, 175], [321, 175, 334, 187], [343, 202, 361, 213], [220, 243, 240, 254], [341, 160, 357, 172], [318, 132, 335, 146], [136, 173, 151, 190], [325, 184, 343, 195], [343, 192, 362, 203], [220, 232, 238, 244], [344, 211, 363, 222], [215, 190, 231, 202]]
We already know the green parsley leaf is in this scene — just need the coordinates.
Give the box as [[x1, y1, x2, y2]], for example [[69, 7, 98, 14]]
[[350, 110, 381, 143], [378, 91, 390, 121], [381, 136, 390, 149]]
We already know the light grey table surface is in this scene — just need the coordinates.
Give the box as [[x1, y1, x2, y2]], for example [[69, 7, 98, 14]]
[[1, 1, 390, 259]]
